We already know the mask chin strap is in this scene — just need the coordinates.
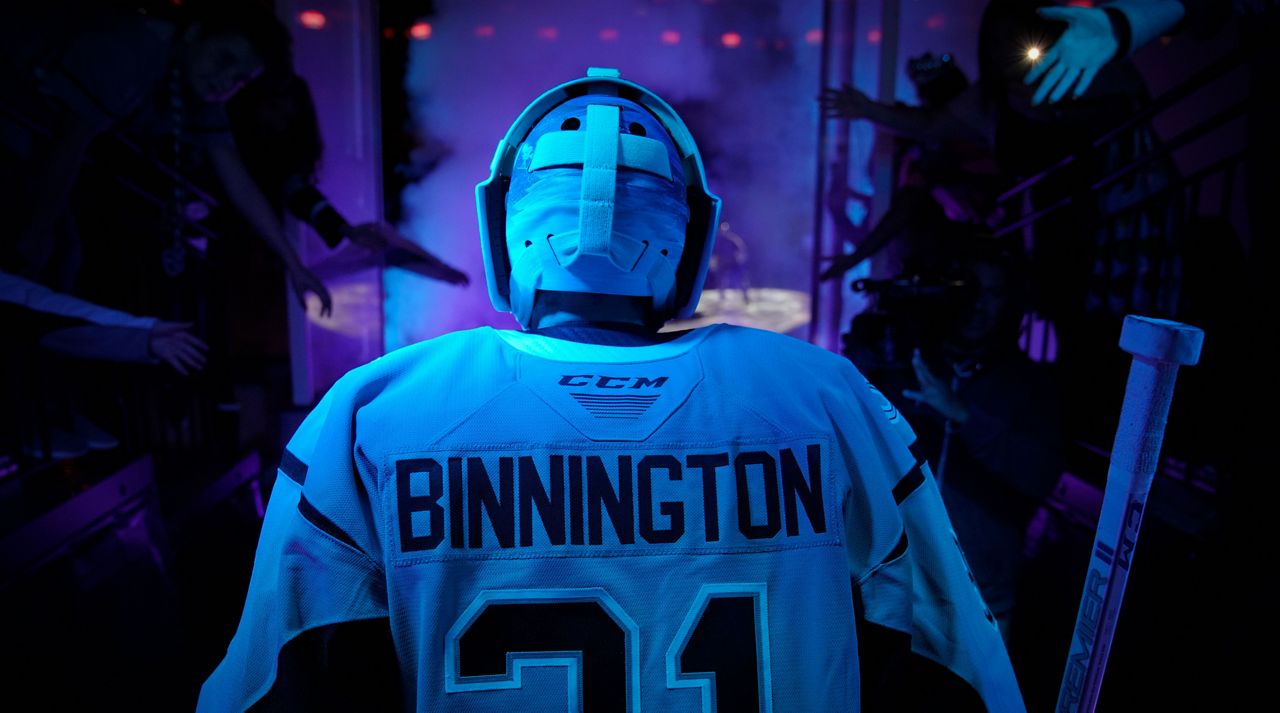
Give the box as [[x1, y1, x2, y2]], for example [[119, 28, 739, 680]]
[[573, 103, 621, 266]]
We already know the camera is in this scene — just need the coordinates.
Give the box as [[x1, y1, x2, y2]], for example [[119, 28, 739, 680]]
[[841, 269, 978, 377]]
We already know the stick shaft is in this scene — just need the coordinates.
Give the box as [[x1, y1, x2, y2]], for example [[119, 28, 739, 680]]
[[1056, 356, 1181, 713]]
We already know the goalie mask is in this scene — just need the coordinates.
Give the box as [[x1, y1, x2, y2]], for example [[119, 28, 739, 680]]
[[477, 68, 720, 328]]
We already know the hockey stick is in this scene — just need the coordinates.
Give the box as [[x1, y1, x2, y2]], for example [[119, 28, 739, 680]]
[[1056, 316, 1203, 713]]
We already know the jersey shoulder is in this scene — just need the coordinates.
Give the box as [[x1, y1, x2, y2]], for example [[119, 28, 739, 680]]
[[328, 327, 516, 444], [335, 327, 504, 388], [701, 324, 851, 373], [699, 324, 869, 399], [701, 325, 917, 447]]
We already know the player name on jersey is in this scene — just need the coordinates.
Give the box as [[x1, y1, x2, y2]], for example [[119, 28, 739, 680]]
[[394, 443, 832, 555]]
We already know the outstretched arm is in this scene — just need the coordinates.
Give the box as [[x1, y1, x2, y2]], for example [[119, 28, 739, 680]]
[[353, 222, 471, 286], [819, 85, 985, 145], [207, 143, 333, 316], [820, 188, 930, 281], [284, 178, 470, 286]]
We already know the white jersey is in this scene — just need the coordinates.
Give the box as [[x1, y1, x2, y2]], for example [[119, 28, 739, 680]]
[[198, 324, 1024, 712]]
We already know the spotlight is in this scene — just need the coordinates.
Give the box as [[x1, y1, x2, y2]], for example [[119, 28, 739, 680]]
[[298, 10, 326, 30], [1026, 46, 1042, 61], [409, 22, 432, 40]]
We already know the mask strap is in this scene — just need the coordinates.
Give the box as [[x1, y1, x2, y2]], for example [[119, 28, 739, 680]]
[[577, 103, 620, 260]]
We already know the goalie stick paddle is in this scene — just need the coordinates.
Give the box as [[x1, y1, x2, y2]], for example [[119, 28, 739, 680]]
[[1056, 316, 1203, 713]]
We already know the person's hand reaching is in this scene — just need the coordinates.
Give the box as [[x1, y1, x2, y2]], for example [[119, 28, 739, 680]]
[[1023, 6, 1119, 105], [902, 349, 970, 424], [349, 222, 470, 286], [819, 84, 873, 119], [286, 260, 333, 318], [392, 248, 471, 286], [149, 321, 209, 376], [343, 222, 392, 252]]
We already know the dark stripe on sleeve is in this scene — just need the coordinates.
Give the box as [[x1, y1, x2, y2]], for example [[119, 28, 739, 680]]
[[892, 460, 926, 504], [907, 439, 930, 467], [279, 449, 309, 486], [298, 494, 364, 554]]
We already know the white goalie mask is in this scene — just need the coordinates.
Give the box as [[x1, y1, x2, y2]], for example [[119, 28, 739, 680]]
[[477, 68, 720, 328]]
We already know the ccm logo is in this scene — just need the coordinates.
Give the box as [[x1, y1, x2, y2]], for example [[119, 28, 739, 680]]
[[557, 375, 669, 389]]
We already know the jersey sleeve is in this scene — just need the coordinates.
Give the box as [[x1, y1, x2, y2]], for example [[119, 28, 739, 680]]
[[839, 362, 1027, 713], [197, 373, 390, 712]]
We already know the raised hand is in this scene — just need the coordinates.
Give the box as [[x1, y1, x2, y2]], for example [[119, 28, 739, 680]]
[[1023, 6, 1119, 105], [902, 349, 969, 423], [819, 84, 873, 119], [343, 221, 392, 252], [353, 222, 470, 286], [287, 261, 333, 317]]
